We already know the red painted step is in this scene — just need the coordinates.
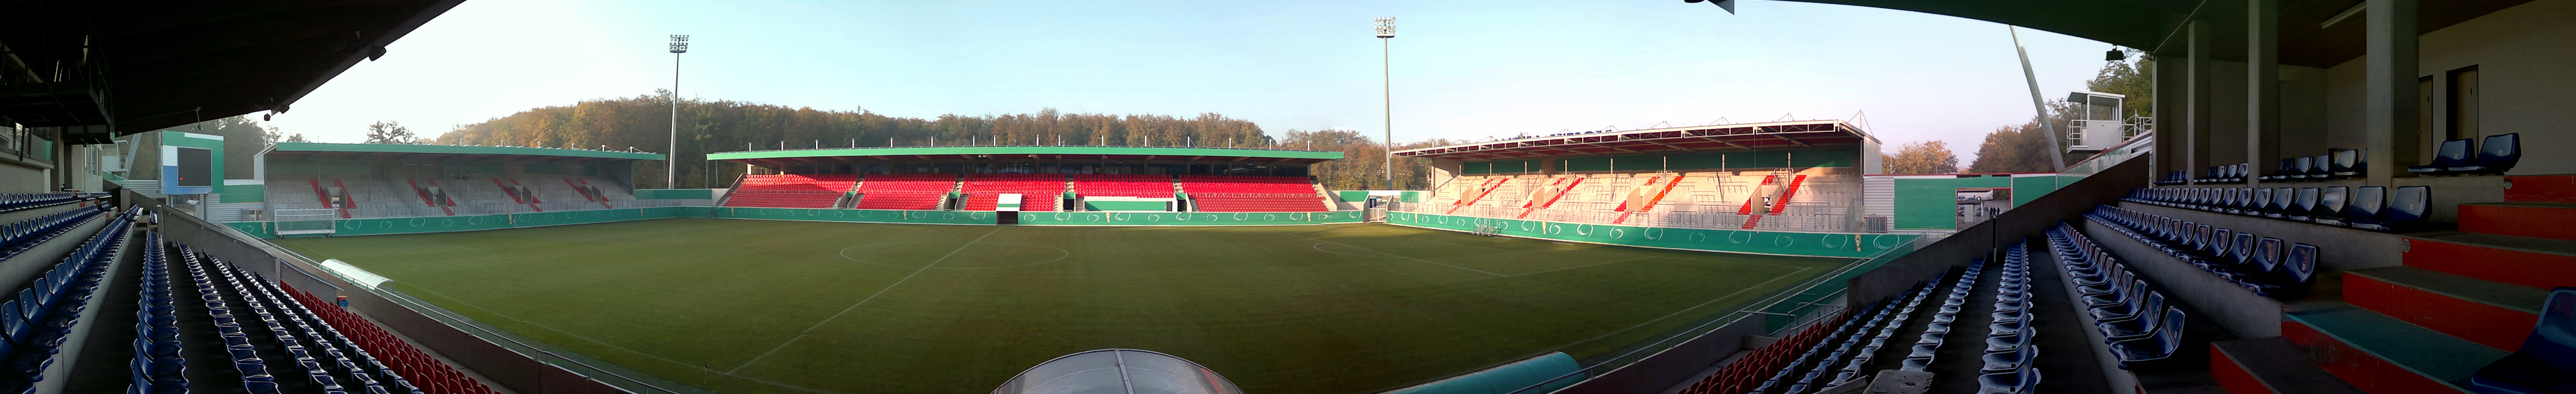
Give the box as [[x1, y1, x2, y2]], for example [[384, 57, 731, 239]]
[[2458, 202, 2576, 241], [2504, 175, 2576, 203], [2281, 304, 2503, 394], [2402, 237, 2576, 289], [2342, 266, 2543, 351]]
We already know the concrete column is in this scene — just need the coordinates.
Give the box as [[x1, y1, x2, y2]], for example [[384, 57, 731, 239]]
[[2153, 49, 2185, 185], [2188, 20, 2213, 185], [2365, 0, 2419, 186], [2248, 0, 2281, 186]]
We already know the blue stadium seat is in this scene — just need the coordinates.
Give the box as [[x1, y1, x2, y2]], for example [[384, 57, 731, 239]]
[[2352, 186, 2430, 231], [2452, 133, 2523, 175], [2329, 149, 2364, 179], [2312, 187, 2351, 225], [2286, 188, 2320, 221], [2264, 158, 2297, 180], [2341, 186, 2387, 228], [2266, 188, 2294, 218], [2108, 308, 2187, 370], [2470, 287, 2576, 394], [2412, 138, 2475, 174]]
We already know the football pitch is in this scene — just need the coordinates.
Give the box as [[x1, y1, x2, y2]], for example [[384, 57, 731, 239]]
[[271, 218, 1850, 394]]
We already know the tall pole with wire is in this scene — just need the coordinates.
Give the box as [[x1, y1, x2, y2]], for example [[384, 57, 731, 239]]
[[668, 35, 690, 188], [1375, 17, 1396, 189], [2008, 27, 2066, 171]]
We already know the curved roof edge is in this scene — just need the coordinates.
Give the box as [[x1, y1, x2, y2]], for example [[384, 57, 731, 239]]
[[269, 142, 665, 161], [707, 145, 1344, 161]]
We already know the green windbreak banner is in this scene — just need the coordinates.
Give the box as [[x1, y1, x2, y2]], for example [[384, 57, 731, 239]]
[[333, 215, 516, 236], [225, 222, 276, 238], [713, 207, 998, 225], [1016, 211, 1364, 226], [1383, 212, 1915, 258]]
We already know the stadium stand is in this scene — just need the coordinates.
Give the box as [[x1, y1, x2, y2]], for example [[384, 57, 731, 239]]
[[1068, 174, 1176, 198], [1426, 170, 1855, 232], [0, 206, 132, 392], [2122, 185, 2430, 232], [851, 174, 957, 210], [1179, 175, 1328, 212], [960, 174, 1066, 212], [2046, 224, 2191, 370], [721, 174, 858, 209], [2085, 206, 2318, 298], [176, 240, 493, 394]]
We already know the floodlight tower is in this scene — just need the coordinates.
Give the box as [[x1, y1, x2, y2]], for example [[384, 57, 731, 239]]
[[667, 35, 690, 188], [1374, 17, 1395, 189]]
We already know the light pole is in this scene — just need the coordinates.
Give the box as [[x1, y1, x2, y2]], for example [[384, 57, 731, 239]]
[[1375, 17, 1395, 190], [668, 34, 689, 188]]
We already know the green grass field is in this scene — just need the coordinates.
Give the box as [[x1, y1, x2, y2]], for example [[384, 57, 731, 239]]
[[273, 218, 1848, 394]]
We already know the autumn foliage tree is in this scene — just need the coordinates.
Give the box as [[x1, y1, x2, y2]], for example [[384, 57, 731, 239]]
[[1882, 141, 1959, 174]]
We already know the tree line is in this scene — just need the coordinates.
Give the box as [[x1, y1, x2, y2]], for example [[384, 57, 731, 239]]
[[1883, 50, 2155, 174], [417, 92, 1439, 190]]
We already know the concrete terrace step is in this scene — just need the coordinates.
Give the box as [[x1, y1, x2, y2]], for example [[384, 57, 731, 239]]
[[2343, 266, 2544, 350], [2402, 231, 2576, 289], [2210, 337, 2365, 394], [2457, 201, 2576, 241], [2282, 303, 2508, 393]]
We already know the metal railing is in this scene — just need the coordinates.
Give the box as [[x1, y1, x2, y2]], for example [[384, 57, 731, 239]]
[[1494, 242, 1916, 394]]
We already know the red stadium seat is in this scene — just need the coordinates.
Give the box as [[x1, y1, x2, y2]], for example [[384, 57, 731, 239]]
[[854, 174, 958, 210], [723, 174, 857, 208], [960, 174, 1067, 211], [1178, 175, 1328, 212]]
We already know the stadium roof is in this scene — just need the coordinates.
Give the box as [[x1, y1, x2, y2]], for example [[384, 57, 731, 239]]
[[265, 142, 665, 162], [0, 0, 463, 143], [1393, 120, 1873, 161], [706, 145, 1344, 166], [1772, 0, 2536, 68]]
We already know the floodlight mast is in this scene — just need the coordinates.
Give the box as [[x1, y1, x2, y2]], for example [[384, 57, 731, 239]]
[[1375, 17, 1395, 189], [668, 35, 689, 188]]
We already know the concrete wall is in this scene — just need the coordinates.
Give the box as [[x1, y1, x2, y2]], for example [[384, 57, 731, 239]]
[[2320, 0, 2576, 174]]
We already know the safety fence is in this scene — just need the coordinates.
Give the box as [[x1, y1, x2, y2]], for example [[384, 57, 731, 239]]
[[712, 207, 1001, 225], [225, 206, 715, 238], [1017, 210, 1364, 226], [1382, 211, 1915, 259]]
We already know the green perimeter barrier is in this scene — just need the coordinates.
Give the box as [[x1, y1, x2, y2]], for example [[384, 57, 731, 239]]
[[223, 206, 715, 238], [1383, 212, 1916, 259], [1017, 210, 1364, 226], [713, 207, 998, 225], [633, 189, 716, 199], [1380, 352, 1581, 394], [1751, 239, 1916, 332]]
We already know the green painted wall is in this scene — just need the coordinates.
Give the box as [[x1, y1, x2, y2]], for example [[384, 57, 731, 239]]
[[1458, 160, 1539, 175], [2010, 176, 2060, 207], [224, 206, 715, 238], [220, 185, 265, 203], [1082, 200, 1170, 211], [1384, 212, 1915, 258], [1018, 211, 1363, 226], [634, 189, 716, 199], [1890, 177, 2012, 230]]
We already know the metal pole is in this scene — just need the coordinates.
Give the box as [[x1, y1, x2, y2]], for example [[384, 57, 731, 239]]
[[2010, 26, 2067, 172], [659, 51, 670, 188], [1383, 36, 1394, 189]]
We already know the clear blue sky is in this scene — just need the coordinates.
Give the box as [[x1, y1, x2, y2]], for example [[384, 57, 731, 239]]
[[266, 0, 2121, 163]]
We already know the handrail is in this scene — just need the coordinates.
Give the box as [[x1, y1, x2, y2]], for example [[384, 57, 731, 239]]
[[1491, 240, 1911, 394]]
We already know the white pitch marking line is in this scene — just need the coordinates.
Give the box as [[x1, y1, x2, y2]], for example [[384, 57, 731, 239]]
[[1290, 233, 1507, 277], [727, 226, 1003, 374], [403, 287, 848, 394]]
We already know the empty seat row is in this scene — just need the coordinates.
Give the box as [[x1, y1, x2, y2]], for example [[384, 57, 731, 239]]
[[1976, 244, 2041, 394], [852, 174, 958, 211], [2259, 149, 2366, 182], [0, 206, 135, 393], [960, 174, 1066, 212], [2122, 185, 2428, 232], [0, 193, 95, 214], [130, 230, 185, 394], [1673, 309, 1856, 394], [202, 247, 367, 394], [2044, 224, 2190, 371], [1, 206, 110, 261], [177, 246, 285, 394], [1898, 264, 1983, 372], [1178, 176, 1328, 212], [2085, 206, 2319, 299], [1825, 279, 1937, 388], [1749, 287, 1924, 394], [1069, 174, 1176, 198], [2411, 133, 2520, 176]]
